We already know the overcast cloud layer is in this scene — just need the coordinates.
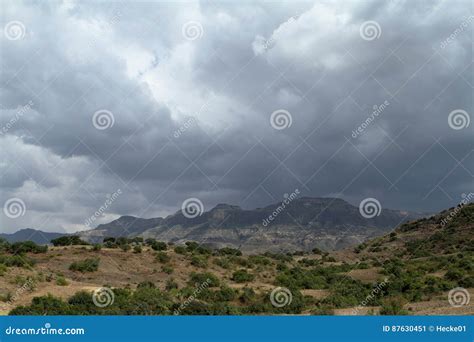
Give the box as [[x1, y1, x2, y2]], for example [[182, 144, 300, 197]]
[[1, 0, 473, 233]]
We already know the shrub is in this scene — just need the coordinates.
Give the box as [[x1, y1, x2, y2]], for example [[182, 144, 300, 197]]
[[380, 297, 408, 315], [156, 252, 171, 263], [232, 269, 255, 283], [161, 265, 174, 274], [69, 258, 99, 272], [165, 278, 178, 290], [189, 272, 220, 287], [133, 245, 142, 254], [56, 276, 68, 286], [51, 236, 88, 246], [174, 246, 187, 254], [217, 247, 242, 256], [9, 241, 47, 254], [190, 255, 208, 268], [92, 244, 102, 251]]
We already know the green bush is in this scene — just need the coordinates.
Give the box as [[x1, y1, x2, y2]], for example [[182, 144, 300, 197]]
[[156, 252, 171, 263], [232, 269, 255, 283], [56, 276, 69, 286], [133, 245, 142, 254], [189, 272, 220, 287], [51, 236, 89, 246], [69, 258, 99, 272]]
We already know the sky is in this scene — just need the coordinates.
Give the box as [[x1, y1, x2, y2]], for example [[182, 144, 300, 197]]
[[0, 0, 472, 234]]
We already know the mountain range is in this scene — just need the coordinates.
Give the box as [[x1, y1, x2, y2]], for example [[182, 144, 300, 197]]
[[1, 197, 424, 252]]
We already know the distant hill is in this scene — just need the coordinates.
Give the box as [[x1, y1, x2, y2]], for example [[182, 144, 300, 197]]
[[353, 202, 474, 259], [0, 228, 64, 244], [2, 197, 423, 251], [78, 197, 421, 252]]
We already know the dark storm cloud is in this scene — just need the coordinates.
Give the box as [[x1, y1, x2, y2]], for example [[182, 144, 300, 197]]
[[0, 0, 472, 233]]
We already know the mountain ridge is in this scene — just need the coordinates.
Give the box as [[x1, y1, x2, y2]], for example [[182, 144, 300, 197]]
[[1, 197, 425, 251]]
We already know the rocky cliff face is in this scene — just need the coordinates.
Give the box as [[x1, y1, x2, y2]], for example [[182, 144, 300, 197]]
[[78, 197, 421, 252]]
